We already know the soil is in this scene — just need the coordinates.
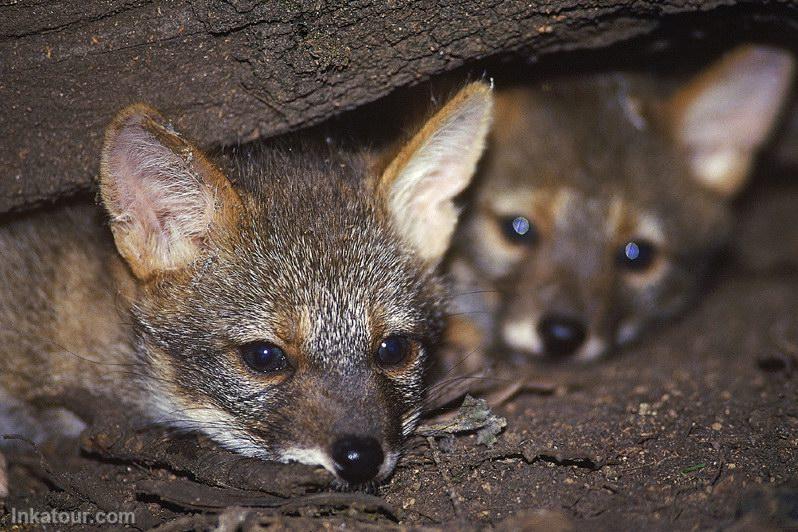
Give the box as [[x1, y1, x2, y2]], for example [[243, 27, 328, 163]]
[[1, 179, 797, 530]]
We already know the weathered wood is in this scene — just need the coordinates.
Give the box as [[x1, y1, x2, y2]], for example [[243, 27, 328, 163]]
[[0, 1, 794, 213]]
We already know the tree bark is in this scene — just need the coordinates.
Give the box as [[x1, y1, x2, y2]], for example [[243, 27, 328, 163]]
[[1, 0, 794, 213]]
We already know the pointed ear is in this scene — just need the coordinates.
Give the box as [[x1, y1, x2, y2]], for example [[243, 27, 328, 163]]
[[99, 104, 241, 280], [378, 82, 493, 264], [667, 45, 794, 198]]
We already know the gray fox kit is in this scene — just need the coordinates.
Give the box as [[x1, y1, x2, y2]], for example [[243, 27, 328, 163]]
[[0, 82, 493, 489], [450, 46, 794, 364]]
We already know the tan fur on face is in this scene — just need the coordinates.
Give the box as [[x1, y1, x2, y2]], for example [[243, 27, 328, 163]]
[[469, 187, 562, 280], [274, 304, 313, 356]]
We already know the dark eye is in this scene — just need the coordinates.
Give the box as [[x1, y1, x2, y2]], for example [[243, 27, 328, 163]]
[[616, 240, 657, 271], [500, 215, 538, 245], [239, 341, 290, 374], [375, 335, 412, 369]]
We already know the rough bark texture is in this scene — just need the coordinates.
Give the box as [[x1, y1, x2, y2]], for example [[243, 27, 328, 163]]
[[0, 0, 795, 213]]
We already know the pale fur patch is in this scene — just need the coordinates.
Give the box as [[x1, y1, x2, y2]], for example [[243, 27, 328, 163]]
[[488, 189, 538, 215], [626, 212, 669, 289], [616, 319, 642, 346], [502, 317, 542, 356], [606, 196, 626, 238], [143, 379, 269, 458], [0, 386, 86, 445], [635, 213, 665, 245], [621, 95, 647, 131], [280, 447, 335, 473], [575, 336, 607, 362], [551, 188, 576, 228], [379, 451, 400, 480], [688, 149, 748, 196], [384, 83, 493, 263]]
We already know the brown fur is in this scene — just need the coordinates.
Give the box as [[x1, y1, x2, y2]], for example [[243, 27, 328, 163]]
[[0, 206, 134, 409]]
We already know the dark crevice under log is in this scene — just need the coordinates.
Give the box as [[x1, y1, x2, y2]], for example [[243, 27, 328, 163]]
[[1, 1, 796, 214]]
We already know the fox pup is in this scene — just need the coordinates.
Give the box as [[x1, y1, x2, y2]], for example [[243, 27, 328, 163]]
[[0, 83, 493, 489], [450, 46, 793, 363]]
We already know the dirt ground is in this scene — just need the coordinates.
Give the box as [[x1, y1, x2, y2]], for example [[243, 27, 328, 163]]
[[1, 177, 797, 530]]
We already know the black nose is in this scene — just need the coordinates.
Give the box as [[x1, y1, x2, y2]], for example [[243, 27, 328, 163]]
[[537, 315, 586, 357], [330, 435, 384, 484]]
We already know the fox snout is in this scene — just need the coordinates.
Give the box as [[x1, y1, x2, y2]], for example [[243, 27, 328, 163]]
[[281, 427, 398, 486], [501, 289, 612, 363], [280, 435, 389, 486], [326, 398, 394, 484], [535, 314, 588, 358], [272, 367, 411, 486], [330, 435, 385, 484]]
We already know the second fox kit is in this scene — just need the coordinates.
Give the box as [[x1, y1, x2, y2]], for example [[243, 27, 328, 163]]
[[0, 83, 492, 488], [452, 46, 793, 363]]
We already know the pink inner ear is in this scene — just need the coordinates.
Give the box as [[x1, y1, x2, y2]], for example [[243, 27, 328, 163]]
[[678, 47, 794, 151], [108, 125, 171, 236], [104, 121, 218, 269]]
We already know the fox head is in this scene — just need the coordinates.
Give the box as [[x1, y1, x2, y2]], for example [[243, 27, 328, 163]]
[[457, 45, 793, 362], [98, 83, 492, 486]]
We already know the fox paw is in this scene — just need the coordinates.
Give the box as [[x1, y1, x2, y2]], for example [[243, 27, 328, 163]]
[[0, 450, 7, 498]]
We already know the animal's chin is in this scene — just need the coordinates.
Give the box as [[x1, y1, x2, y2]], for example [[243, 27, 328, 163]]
[[330, 477, 380, 494]]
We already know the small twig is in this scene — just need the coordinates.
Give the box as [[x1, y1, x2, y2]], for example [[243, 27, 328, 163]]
[[484, 378, 558, 407], [426, 436, 463, 520], [711, 460, 725, 487], [711, 447, 728, 488]]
